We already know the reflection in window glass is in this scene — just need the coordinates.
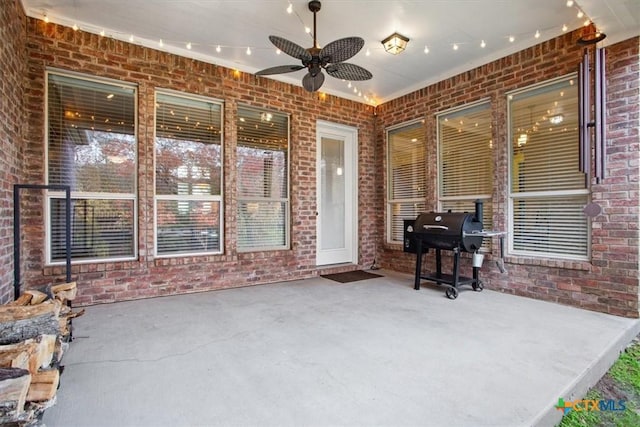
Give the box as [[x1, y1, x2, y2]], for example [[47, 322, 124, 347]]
[[387, 121, 426, 243], [438, 102, 493, 250], [237, 106, 289, 251], [46, 72, 137, 262], [154, 92, 223, 256], [508, 76, 588, 259]]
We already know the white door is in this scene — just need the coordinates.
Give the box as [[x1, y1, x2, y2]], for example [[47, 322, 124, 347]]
[[316, 121, 358, 266]]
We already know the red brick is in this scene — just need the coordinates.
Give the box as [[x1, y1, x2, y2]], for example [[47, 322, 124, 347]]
[[2, 3, 638, 318], [377, 35, 640, 318]]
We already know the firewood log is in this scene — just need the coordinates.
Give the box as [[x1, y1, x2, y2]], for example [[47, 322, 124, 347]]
[[58, 309, 84, 337], [35, 335, 56, 371], [0, 335, 57, 375], [7, 294, 33, 306], [0, 342, 36, 371], [0, 368, 30, 423], [52, 337, 65, 365], [52, 282, 77, 302], [0, 303, 60, 345], [26, 369, 59, 402], [24, 290, 48, 305]]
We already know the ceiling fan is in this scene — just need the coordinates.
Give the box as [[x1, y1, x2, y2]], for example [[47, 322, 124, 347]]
[[255, 0, 373, 92]]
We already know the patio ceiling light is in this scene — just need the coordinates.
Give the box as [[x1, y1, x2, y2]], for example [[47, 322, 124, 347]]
[[382, 32, 409, 55]]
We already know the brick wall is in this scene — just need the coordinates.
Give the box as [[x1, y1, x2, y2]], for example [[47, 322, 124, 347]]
[[23, 18, 376, 305], [14, 15, 640, 317], [0, 0, 27, 303], [375, 32, 640, 317]]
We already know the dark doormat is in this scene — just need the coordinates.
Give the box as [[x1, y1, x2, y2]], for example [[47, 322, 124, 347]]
[[321, 270, 383, 283]]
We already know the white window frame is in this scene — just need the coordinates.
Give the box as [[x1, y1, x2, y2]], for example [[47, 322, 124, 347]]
[[236, 106, 290, 252], [153, 89, 224, 258], [386, 119, 427, 244], [507, 74, 590, 261], [44, 69, 138, 265]]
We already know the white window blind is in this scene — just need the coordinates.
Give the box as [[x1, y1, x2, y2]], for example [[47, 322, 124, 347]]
[[387, 121, 426, 243], [438, 102, 493, 246], [509, 76, 589, 259], [155, 92, 223, 256], [237, 107, 289, 251], [46, 72, 137, 263]]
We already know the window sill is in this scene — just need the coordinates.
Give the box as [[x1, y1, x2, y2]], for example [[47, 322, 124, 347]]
[[46, 256, 137, 267], [503, 255, 592, 271]]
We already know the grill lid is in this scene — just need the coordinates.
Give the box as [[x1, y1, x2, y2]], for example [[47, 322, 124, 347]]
[[413, 212, 482, 252]]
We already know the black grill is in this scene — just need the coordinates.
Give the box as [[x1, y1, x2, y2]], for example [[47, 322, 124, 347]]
[[413, 212, 483, 252], [404, 200, 486, 299]]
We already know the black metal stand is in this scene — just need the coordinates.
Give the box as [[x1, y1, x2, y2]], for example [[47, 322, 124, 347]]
[[413, 240, 483, 299], [14, 184, 73, 336]]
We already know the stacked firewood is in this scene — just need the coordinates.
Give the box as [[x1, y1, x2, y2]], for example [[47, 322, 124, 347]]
[[0, 282, 83, 425]]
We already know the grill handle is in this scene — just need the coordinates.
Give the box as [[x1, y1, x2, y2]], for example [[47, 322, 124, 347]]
[[422, 225, 449, 230]]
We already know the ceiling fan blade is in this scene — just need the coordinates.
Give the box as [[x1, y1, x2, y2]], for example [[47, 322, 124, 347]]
[[255, 65, 305, 76], [325, 63, 372, 81], [302, 71, 325, 92], [320, 37, 364, 63], [268, 36, 312, 61]]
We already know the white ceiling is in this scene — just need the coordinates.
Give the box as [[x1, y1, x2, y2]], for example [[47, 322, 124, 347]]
[[21, 0, 639, 105]]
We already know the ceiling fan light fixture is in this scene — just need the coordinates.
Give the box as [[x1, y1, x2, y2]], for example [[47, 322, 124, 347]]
[[382, 32, 409, 55]]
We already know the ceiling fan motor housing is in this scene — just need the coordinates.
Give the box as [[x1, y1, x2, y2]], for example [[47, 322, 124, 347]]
[[308, 1, 321, 13]]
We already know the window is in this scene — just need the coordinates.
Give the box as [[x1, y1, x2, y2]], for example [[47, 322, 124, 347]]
[[46, 72, 137, 263], [236, 107, 289, 251], [155, 92, 223, 256], [387, 121, 426, 243], [438, 102, 493, 242], [508, 76, 588, 259]]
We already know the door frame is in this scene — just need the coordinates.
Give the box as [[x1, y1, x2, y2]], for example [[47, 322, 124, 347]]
[[315, 120, 359, 266]]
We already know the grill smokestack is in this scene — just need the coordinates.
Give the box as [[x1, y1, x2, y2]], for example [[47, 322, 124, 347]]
[[474, 199, 483, 224]]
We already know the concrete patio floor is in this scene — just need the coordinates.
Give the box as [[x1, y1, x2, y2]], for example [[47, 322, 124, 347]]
[[44, 270, 640, 427]]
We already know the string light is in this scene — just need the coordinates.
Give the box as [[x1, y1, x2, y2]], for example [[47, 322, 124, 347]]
[[53, 0, 579, 105], [43, 14, 49, 23], [583, 19, 591, 26]]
